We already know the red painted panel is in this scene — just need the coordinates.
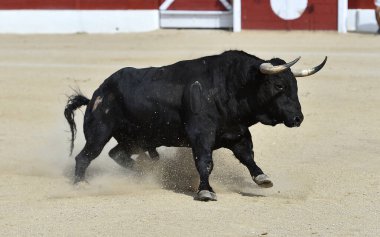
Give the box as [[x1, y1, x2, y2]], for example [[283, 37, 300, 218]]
[[242, 0, 338, 30], [348, 0, 375, 9], [78, 0, 159, 9], [0, 0, 75, 9], [0, 0, 159, 10], [159, 0, 227, 11]]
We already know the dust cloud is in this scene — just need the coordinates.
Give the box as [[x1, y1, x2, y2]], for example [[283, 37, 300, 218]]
[[0, 115, 308, 202], [0, 121, 261, 200]]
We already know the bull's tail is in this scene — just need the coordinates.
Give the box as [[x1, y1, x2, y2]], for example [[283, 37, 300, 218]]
[[64, 93, 90, 156]]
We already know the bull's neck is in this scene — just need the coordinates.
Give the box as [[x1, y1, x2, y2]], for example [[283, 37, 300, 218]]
[[223, 57, 261, 126]]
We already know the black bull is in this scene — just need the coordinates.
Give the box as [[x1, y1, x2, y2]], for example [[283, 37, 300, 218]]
[[64, 50, 327, 201]]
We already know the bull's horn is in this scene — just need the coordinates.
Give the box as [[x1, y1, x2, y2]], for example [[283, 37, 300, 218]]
[[259, 57, 301, 75], [292, 57, 328, 77]]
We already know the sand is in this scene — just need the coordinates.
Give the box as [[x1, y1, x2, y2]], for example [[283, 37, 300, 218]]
[[0, 30, 379, 236]]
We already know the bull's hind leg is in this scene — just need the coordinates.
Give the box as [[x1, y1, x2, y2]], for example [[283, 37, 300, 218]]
[[108, 143, 134, 168], [148, 148, 159, 160], [74, 122, 112, 183]]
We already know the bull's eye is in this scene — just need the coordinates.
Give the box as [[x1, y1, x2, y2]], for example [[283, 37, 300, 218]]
[[275, 84, 285, 91]]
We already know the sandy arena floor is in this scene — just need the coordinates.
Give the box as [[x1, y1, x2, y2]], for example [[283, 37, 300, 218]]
[[0, 30, 379, 236]]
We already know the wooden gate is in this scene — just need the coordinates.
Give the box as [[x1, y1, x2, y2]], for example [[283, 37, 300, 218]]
[[159, 0, 234, 29]]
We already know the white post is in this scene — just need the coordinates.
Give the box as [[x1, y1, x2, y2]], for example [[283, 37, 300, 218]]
[[233, 0, 241, 32], [338, 0, 348, 33]]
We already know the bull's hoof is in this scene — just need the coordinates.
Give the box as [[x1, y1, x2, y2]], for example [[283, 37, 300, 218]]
[[74, 176, 85, 184], [73, 179, 89, 189], [122, 159, 135, 169], [150, 155, 160, 161], [253, 174, 273, 188], [148, 150, 160, 161], [194, 190, 217, 201]]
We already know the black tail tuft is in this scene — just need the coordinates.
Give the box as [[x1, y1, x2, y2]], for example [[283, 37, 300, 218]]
[[64, 92, 90, 156]]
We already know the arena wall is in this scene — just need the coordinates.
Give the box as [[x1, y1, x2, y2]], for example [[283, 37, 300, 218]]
[[0, 0, 374, 33]]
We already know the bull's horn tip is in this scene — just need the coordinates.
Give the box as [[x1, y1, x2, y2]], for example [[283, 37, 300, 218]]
[[321, 56, 328, 65], [292, 56, 301, 63], [293, 56, 301, 64]]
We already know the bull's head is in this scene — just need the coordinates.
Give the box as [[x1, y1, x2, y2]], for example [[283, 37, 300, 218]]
[[252, 56, 327, 127]]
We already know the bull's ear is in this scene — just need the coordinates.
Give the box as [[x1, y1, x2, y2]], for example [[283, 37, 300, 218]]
[[259, 57, 300, 75], [292, 57, 327, 77]]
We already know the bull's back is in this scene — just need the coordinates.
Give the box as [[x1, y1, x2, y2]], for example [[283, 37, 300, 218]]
[[94, 66, 185, 146], [91, 58, 215, 147], [113, 67, 184, 122]]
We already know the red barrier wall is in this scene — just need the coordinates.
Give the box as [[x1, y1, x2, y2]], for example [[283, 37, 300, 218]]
[[0, 0, 228, 10], [0, 0, 159, 10], [348, 0, 375, 9], [242, 0, 338, 30]]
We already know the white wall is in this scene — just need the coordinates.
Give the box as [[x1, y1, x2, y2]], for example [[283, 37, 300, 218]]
[[347, 9, 378, 33], [0, 10, 159, 33]]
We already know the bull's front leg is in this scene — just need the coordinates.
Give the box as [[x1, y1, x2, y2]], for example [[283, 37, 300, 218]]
[[185, 81, 218, 201], [192, 147, 217, 201], [229, 131, 273, 188], [186, 126, 217, 201]]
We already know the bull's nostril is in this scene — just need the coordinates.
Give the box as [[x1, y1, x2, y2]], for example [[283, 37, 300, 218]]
[[294, 116, 301, 123]]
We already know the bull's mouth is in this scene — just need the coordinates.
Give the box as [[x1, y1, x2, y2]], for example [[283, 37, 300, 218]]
[[259, 117, 302, 127], [256, 115, 279, 126], [284, 120, 302, 128], [256, 114, 303, 127], [284, 123, 300, 128], [270, 119, 280, 126]]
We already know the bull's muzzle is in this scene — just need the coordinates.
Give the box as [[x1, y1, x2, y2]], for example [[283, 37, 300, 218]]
[[285, 114, 304, 127]]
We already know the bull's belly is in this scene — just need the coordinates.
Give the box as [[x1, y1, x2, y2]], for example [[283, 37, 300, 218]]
[[115, 121, 190, 149]]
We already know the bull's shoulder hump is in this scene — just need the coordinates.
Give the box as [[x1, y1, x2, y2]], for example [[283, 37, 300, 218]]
[[109, 66, 159, 83]]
